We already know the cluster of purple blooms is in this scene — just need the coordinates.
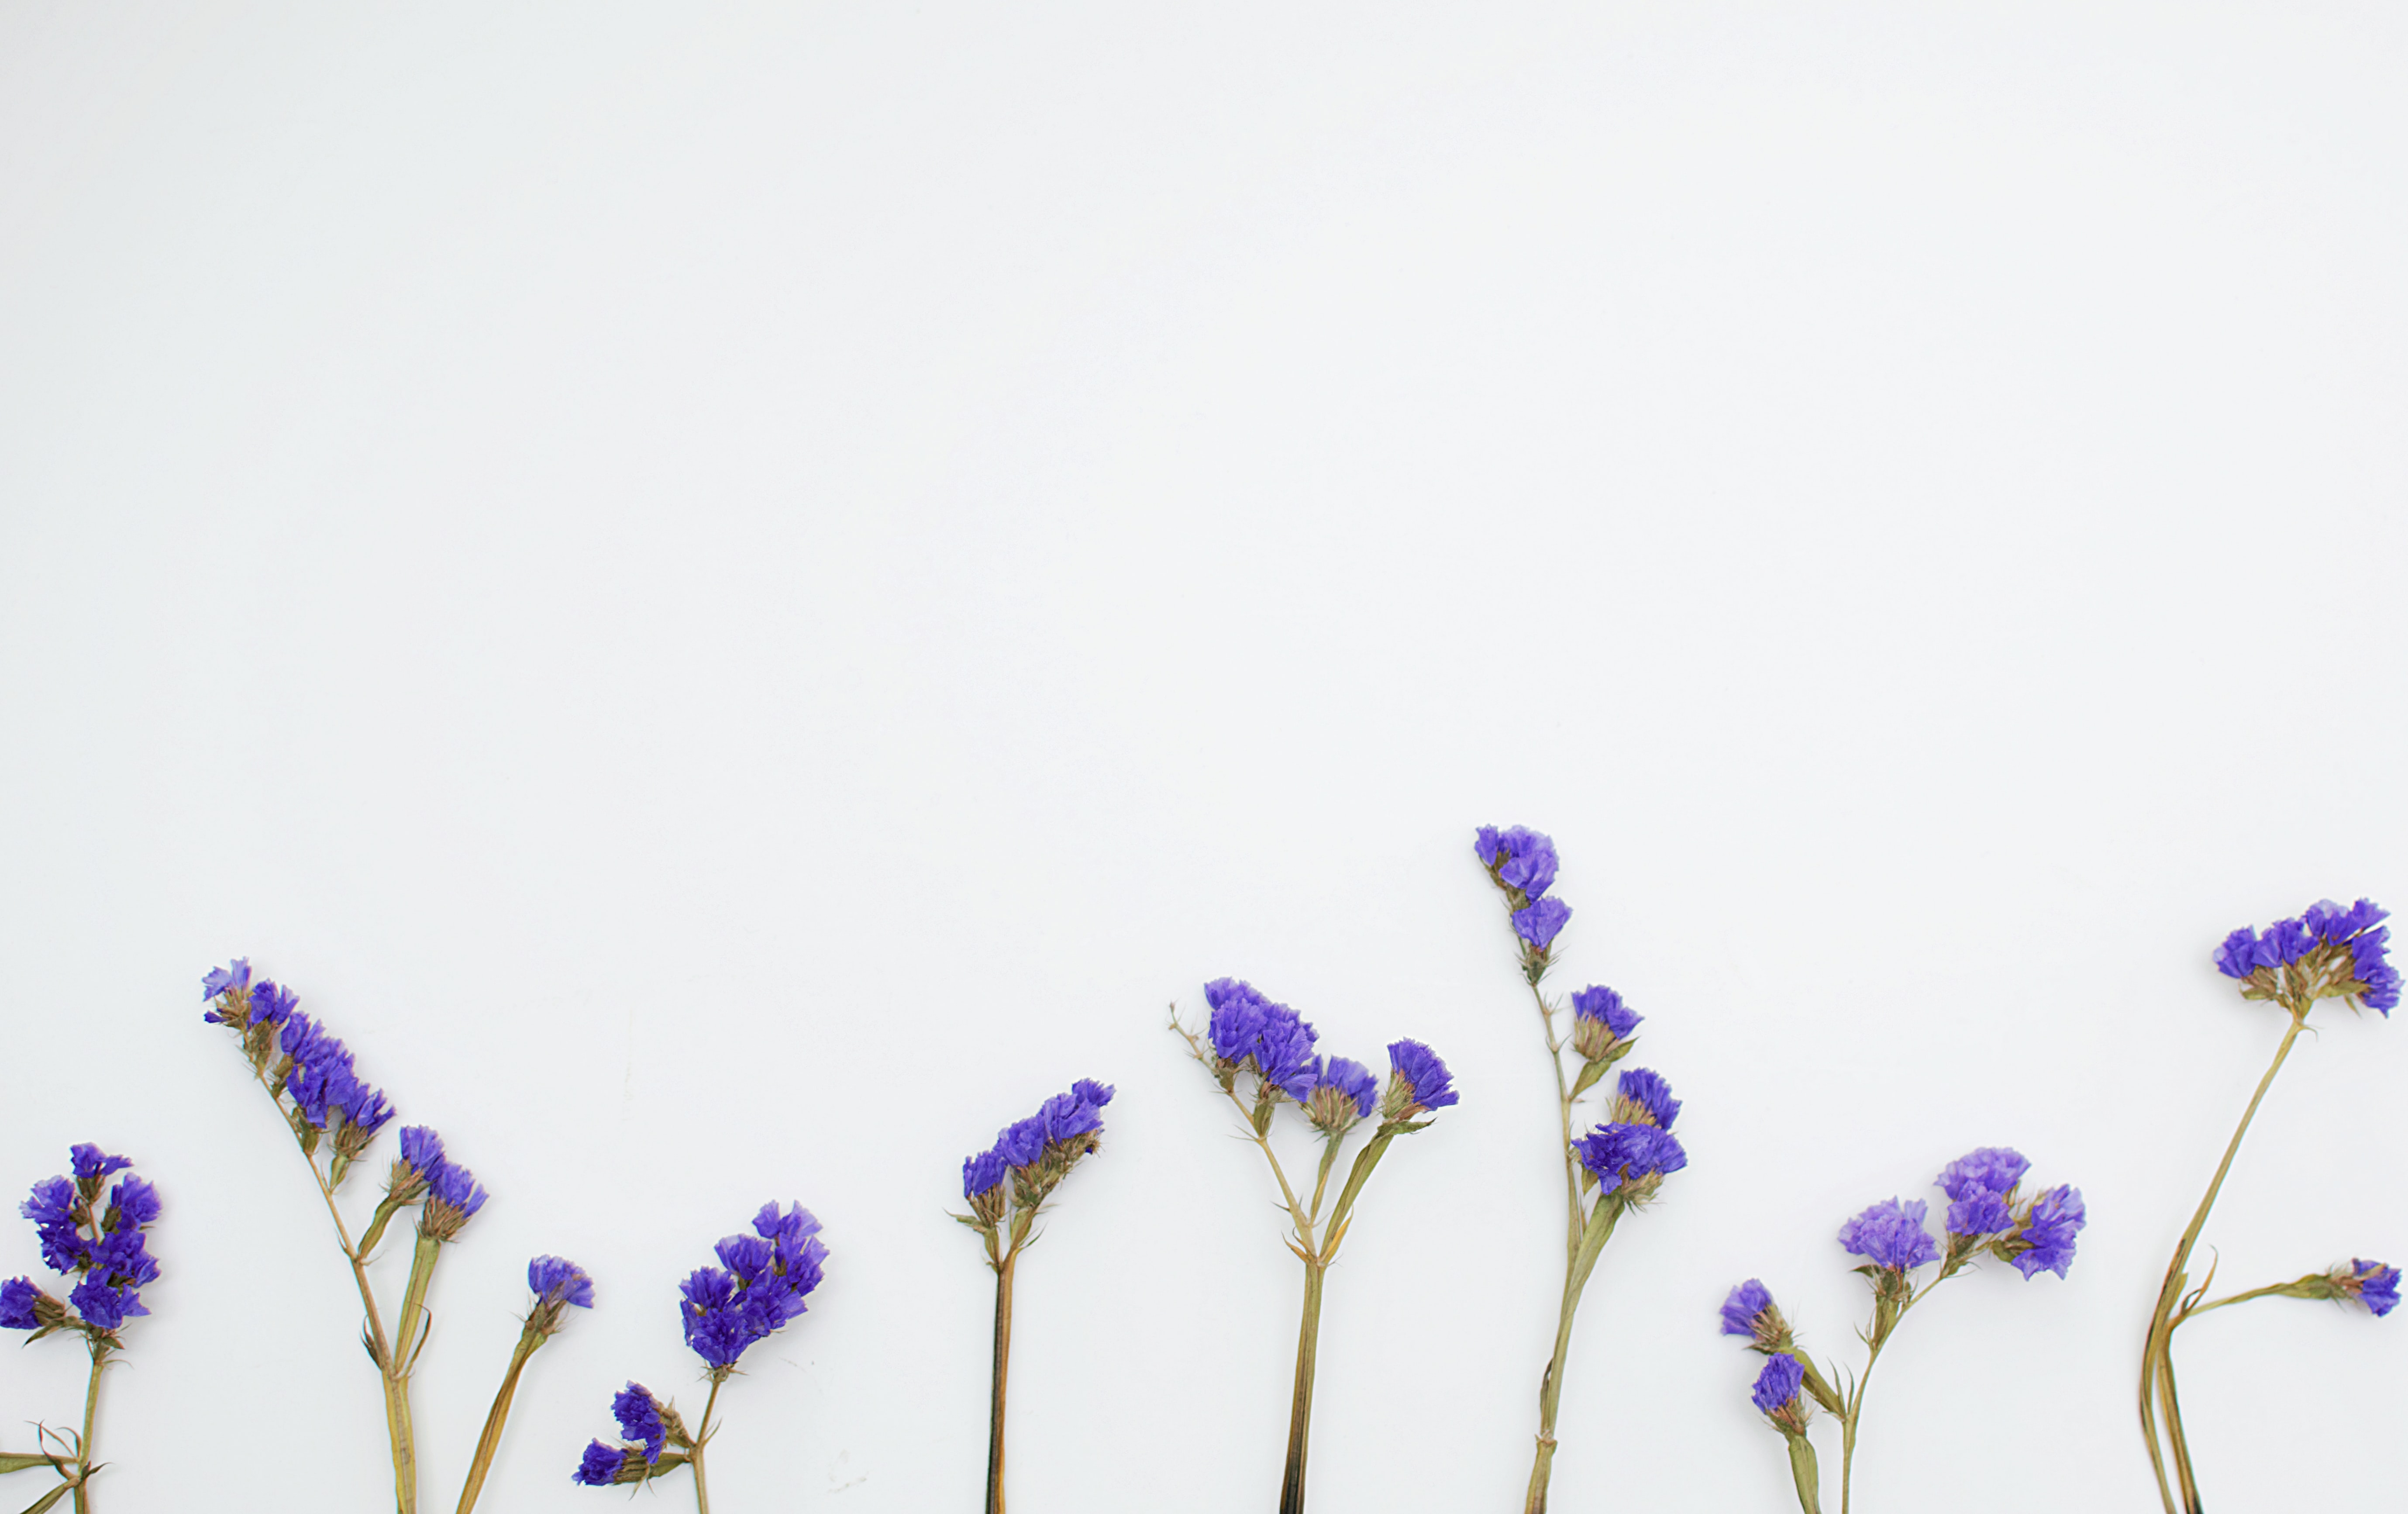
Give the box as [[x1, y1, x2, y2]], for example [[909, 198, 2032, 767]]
[[2, 1145, 162, 1338], [1840, 1147, 2086, 1279], [1571, 1066, 1687, 1202], [573, 1204, 827, 1488], [2214, 898, 2400, 1013], [961, 1079, 1116, 1210], [204, 959, 397, 1154], [2340, 1259, 2403, 1317], [1203, 977, 1458, 1128], [1476, 825, 1569, 955]]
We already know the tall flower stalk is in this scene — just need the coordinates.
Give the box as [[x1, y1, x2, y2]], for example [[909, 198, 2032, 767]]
[[1474, 825, 1687, 1514], [1172, 979, 1458, 1514], [573, 1202, 828, 1512], [955, 1079, 1116, 1514], [1724, 1148, 2085, 1514], [2139, 900, 2399, 1514], [200, 959, 586, 1513], [0, 1145, 163, 1514]]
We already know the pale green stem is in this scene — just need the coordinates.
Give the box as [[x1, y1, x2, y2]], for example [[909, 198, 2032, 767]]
[[455, 1319, 545, 1514], [2140, 1010, 2305, 1514], [1277, 1260, 1326, 1514], [985, 1245, 1017, 1514], [689, 1375, 725, 1514], [1524, 1192, 1623, 1514], [71, 1337, 107, 1514], [382, 1231, 444, 1514]]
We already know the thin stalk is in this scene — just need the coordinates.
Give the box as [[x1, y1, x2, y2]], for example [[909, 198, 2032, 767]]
[[379, 1231, 444, 1514], [455, 1322, 544, 1514], [1277, 1261, 1327, 1514], [1527, 983, 1582, 1263], [72, 1338, 108, 1514], [1524, 1193, 1622, 1514], [985, 1247, 1019, 1514], [2140, 1011, 2305, 1514], [689, 1375, 726, 1514]]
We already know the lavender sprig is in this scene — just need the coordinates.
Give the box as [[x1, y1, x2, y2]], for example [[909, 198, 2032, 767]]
[[2140, 901, 2397, 1514], [0, 1145, 163, 1513], [200, 959, 582, 1514], [1171, 981, 1457, 1514], [574, 1204, 827, 1513], [1475, 824, 1681, 1514], [1724, 1147, 2085, 1514], [955, 1079, 1115, 1514]]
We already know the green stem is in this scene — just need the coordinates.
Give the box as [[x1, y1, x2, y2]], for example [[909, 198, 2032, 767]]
[[1528, 982, 1582, 1269], [1785, 1432, 1824, 1514], [383, 1231, 443, 1514], [454, 1321, 545, 1514], [985, 1247, 1017, 1514], [72, 1338, 107, 1514], [689, 1375, 725, 1514], [2140, 1011, 2305, 1514], [1523, 1192, 1623, 1514], [1277, 1260, 1327, 1514]]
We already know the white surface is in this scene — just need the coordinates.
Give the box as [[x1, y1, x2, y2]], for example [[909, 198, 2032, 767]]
[[2, 4, 2404, 1511]]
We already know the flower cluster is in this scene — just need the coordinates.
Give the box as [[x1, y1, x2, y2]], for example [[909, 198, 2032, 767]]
[[961, 1079, 1116, 1228], [1569, 984, 1643, 1065], [1843, 1150, 2087, 1281], [527, 1254, 596, 1334], [1750, 1352, 1812, 1436], [2, 1146, 163, 1340], [1571, 1067, 1688, 1205], [1202, 978, 1458, 1137], [2341, 1259, 2402, 1317], [573, 1383, 690, 1487], [203, 959, 397, 1170], [1477, 825, 1570, 959], [2214, 898, 2400, 1014], [680, 1202, 828, 1372], [1205, 978, 1322, 1103]]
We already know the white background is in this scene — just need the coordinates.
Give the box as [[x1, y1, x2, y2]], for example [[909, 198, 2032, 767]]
[[2, 4, 2403, 1511]]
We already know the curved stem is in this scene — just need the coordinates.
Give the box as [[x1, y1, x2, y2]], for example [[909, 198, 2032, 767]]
[[689, 1375, 725, 1514], [2140, 1012, 2304, 1514], [985, 1247, 1018, 1514]]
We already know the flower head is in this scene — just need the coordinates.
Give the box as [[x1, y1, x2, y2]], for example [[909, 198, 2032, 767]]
[[613, 1382, 668, 1463], [1303, 1056, 1379, 1134], [1512, 897, 1571, 951], [573, 1441, 634, 1487], [70, 1146, 131, 1190], [1205, 979, 1321, 1099], [1382, 1039, 1459, 1118], [1839, 1198, 1939, 1272], [680, 1203, 827, 1370], [1996, 1185, 2085, 1278], [1610, 1067, 1680, 1130], [201, 958, 253, 1005], [2345, 1259, 2401, 1318], [1574, 1121, 1688, 1201], [962, 1147, 1007, 1201], [0, 1277, 55, 1332], [1719, 1278, 1795, 1353], [2216, 899, 2399, 1014], [1475, 825, 1560, 901], [529, 1255, 596, 1310], [22, 1176, 86, 1273], [1569, 985, 1642, 1061], [420, 1152, 488, 1242], [1936, 1147, 2028, 1201], [1751, 1352, 1812, 1435]]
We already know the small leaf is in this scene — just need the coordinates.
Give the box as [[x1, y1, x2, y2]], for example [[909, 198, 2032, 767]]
[[0, 1457, 57, 1477], [19, 1480, 72, 1514], [1569, 1061, 1609, 1099]]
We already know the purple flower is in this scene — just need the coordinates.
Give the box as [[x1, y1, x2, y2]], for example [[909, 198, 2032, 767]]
[[1385, 1039, 1460, 1115], [613, 1383, 668, 1462], [1720, 1279, 1774, 1338], [1946, 1190, 2014, 1238], [0, 1278, 43, 1331], [1040, 1080, 1114, 1143], [1571, 985, 1642, 1040], [1839, 1198, 1939, 1272], [1512, 897, 1571, 950], [530, 1255, 596, 1310], [201, 959, 252, 1002], [1317, 1058, 1378, 1119], [962, 1147, 1007, 1199], [399, 1126, 445, 1177], [1206, 979, 1321, 1098], [22, 1176, 86, 1274], [1751, 1352, 1805, 1415], [995, 1116, 1047, 1169], [2213, 927, 2269, 979], [1475, 825, 1561, 900], [106, 1175, 162, 1230], [251, 979, 298, 1028], [1936, 1147, 2028, 1201], [1613, 1067, 1681, 1130], [2003, 1186, 2085, 1278], [70, 1146, 131, 1188], [572, 1441, 628, 1486], [2349, 1259, 2401, 1318], [1573, 1122, 1688, 1196], [680, 1203, 827, 1369], [427, 1158, 488, 1220]]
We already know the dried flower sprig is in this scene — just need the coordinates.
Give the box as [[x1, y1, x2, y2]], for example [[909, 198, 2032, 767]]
[[0, 1145, 162, 1514], [955, 1079, 1115, 1514], [572, 1202, 827, 1513], [1171, 979, 1457, 1514], [2139, 900, 2399, 1514], [1724, 1147, 2085, 1514], [200, 959, 589, 1514], [1474, 825, 1688, 1514]]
